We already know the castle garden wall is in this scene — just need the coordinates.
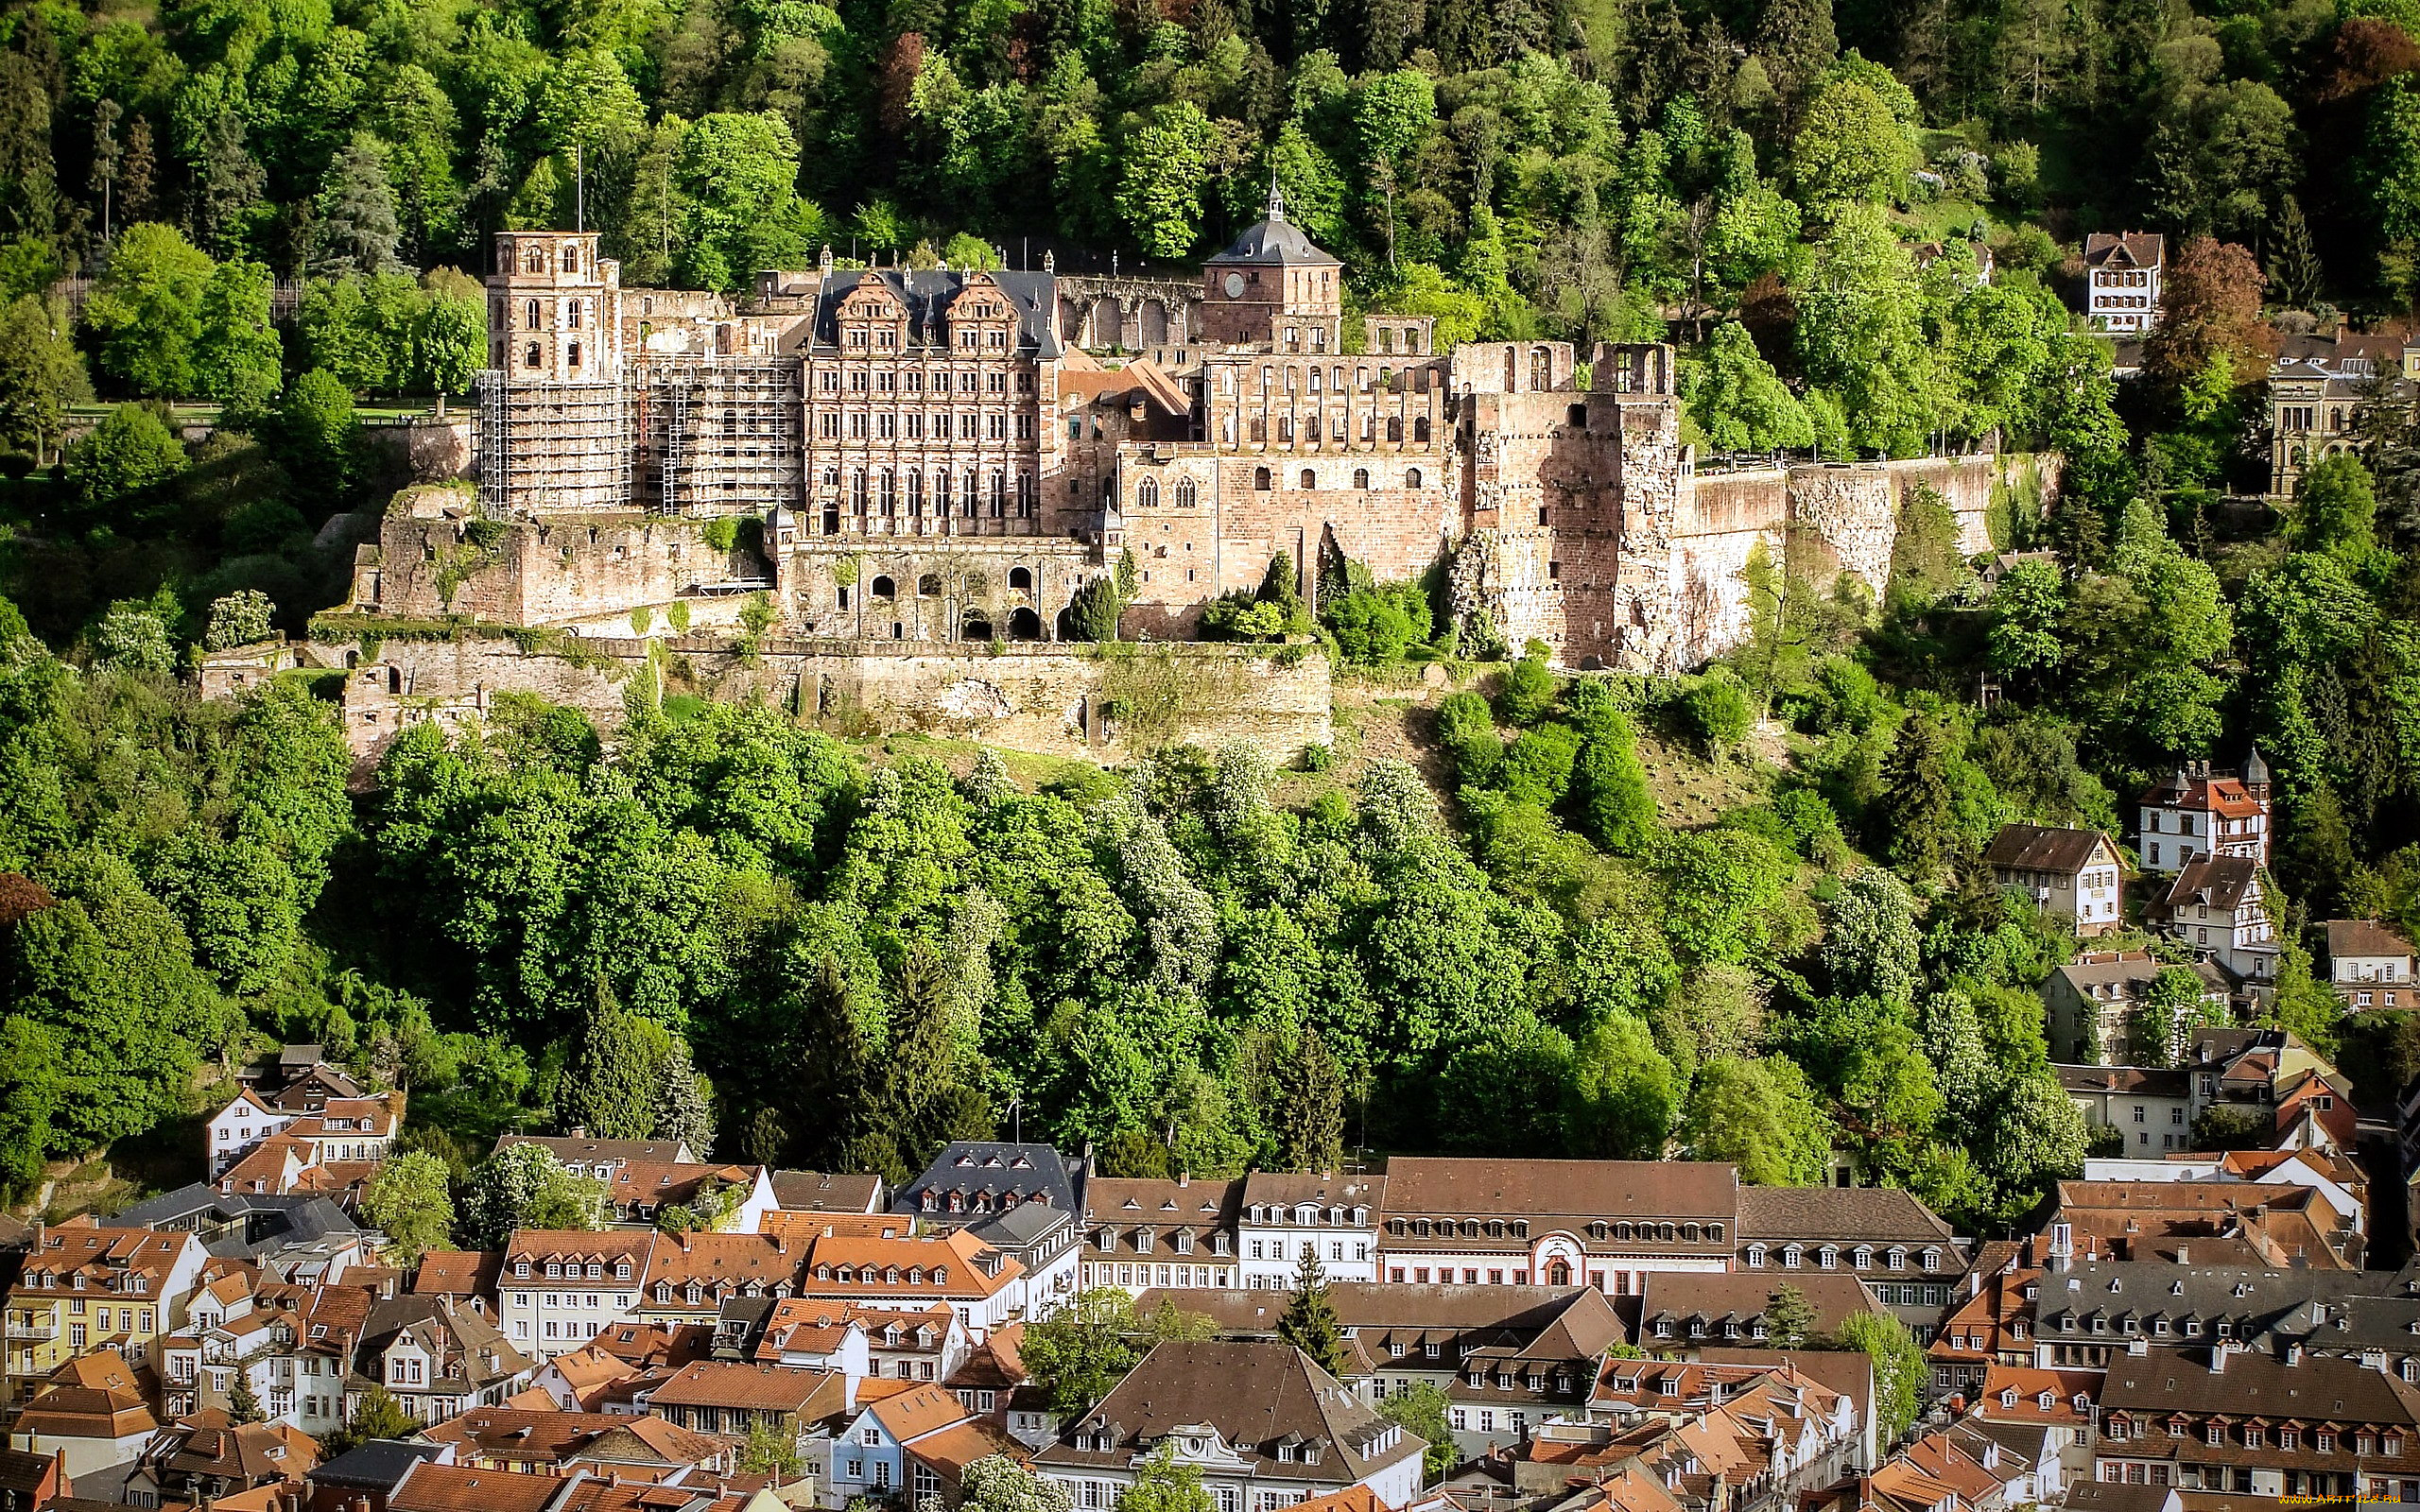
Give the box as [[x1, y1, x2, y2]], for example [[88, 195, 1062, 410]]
[[302, 633, 1330, 765]]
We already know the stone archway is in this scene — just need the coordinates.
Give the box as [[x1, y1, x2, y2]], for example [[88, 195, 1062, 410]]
[[1139, 299, 1168, 346], [1008, 607, 1044, 641], [1089, 296, 1121, 348]]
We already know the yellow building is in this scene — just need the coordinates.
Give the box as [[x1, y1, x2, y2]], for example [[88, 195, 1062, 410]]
[[4, 1220, 209, 1412]]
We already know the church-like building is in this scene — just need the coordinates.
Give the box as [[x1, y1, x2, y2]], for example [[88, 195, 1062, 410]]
[[351, 193, 2019, 673]]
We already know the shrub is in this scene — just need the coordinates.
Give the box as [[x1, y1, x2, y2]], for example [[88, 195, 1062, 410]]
[[65, 404, 186, 509], [1684, 670, 1753, 757], [1300, 743, 1334, 772], [1324, 588, 1417, 663], [1435, 690, 1503, 785], [1498, 722, 1582, 805], [1496, 656, 1558, 726]]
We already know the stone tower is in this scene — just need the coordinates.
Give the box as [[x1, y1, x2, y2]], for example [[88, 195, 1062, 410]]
[[1198, 182, 1344, 352], [476, 231, 633, 515]]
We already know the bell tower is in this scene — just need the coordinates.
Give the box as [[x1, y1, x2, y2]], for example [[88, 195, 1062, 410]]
[[1200, 181, 1343, 352]]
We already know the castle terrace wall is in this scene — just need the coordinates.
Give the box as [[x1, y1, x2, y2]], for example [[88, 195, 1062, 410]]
[[353, 506, 769, 625], [301, 632, 1330, 765]]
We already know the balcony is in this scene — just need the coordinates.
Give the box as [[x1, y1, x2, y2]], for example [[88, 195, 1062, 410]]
[[4, 1323, 57, 1340]]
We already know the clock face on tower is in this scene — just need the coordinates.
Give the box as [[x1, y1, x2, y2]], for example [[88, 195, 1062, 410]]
[[1223, 272, 1246, 298]]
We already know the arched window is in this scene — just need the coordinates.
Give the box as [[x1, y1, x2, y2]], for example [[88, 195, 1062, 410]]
[[918, 574, 942, 596], [907, 472, 924, 516], [524, 343, 542, 368], [562, 244, 579, 273], [1532, 347, 1552, 390], [1548, 1262, 1571, 1286], [1353, 468, 1370, 490], [1308, 368, 1322, 393], [1174, 478, 1197, 508], [1018, 474, 1034, 515], [878, 471, 896, 515], [1407, 468, 1424, 488], [1136, 477, 1160, 508], [1387, 417, 1403, 442], [872, 576, 896, 600], [1379, 367, 1392, 389], [1299, 469, 1316, 489], [1010, 567, 1033, 592], [524, 299, 541, 328], [989, 471, 1006, 516], [1414, 417, 1431, 442], [523, 244, 545, 274], [1253, 467, 1271, 490], [852, 471, 869, 514]]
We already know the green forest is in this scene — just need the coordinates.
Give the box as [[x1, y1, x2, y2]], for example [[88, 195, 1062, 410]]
[[8, 0, 2420, 1238]]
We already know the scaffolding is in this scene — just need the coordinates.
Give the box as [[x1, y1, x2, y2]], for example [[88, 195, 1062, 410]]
[[638, 358, 803, 516], [475, 371, 633, 517]]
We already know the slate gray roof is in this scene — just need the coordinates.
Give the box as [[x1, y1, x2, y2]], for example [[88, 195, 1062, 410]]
[[310, 1440, 444, 1492], [2033, 1261, 2420, 1358], [1207, 194, 1340, 267], [110, 1184, 359, 1258], [770, 1170, 886, 1212], [804, 269, 1065, 358], [895, 1142, 1085, 1219], [2099, 1344, 2420, 1423]]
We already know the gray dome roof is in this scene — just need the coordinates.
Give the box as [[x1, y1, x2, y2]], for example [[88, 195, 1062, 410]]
[[1207, 183, 1340, 267]]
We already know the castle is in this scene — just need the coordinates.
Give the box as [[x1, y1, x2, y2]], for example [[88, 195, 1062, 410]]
[[343, 192, 2041, 672]]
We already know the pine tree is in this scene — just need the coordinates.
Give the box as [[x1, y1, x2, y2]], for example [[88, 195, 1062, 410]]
[[1277, 1248, 1346, 1376], [651, 1039, 717, 1157], [554, 981, 668, 1139], [2270, 196, 2324, 311], [786, 954, 876, 1169], [226, 1370, 265, 1425], [314, 133, 405, 278], [1765, 1283, 1817, 1349], [1876, 711, 1959, 880], [120, 116, 155, 224], [1269, 1028, 1344, 1172]]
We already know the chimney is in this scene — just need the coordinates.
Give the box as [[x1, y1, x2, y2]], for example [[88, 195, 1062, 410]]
[[2174, 1246, 2187, 1265], [2209, 1343, 2229, 1374], [571, 1127, 586, 1140]]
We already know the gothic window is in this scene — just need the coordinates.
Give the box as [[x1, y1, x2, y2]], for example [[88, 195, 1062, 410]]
[[1174, 478, 1197, 508], [1018, 473, 1034, 515], [523, 244, 545, 274], [990, 471, 1006, 516], [852, 472, 869, 514], [1136, 478, 1159, 508], [524, 299, 541, 328], [963, 472, 980, 516]]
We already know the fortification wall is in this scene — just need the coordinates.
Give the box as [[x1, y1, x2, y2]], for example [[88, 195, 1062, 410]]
[[304, 633, 1330, 765], [349, 503, 769, 625]]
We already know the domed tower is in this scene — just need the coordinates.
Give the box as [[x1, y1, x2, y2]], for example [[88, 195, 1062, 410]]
[[1200, 181, 1343, 353]]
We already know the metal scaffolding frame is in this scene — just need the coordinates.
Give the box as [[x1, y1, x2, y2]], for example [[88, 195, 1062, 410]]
[[637, 358, 803, 515], [474, 371, 633, 516]]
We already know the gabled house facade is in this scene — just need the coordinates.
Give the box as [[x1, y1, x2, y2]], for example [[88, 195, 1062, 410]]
[[1983, 825, 2125, 936]]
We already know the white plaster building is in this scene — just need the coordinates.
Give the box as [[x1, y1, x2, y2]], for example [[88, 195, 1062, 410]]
[[1236, 1173, 1384, 1290]]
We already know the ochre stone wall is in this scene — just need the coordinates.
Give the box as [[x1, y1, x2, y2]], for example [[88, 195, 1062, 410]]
[[304, 634, 1331, 765]]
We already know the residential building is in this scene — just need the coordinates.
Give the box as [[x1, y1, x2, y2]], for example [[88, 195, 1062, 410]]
[[207, 1093, 294, 1180], [1927, 1243, 2041, 1400], [633, 1231, 801, 1327], [408, 1253, 502, 1320], [2092, 1344, 2420, 1498], [796, 1226, 1026, 1339], [856, 1303, 966, 1385], [643, 1359, 847, 1445], [2265, 329, 2412, 495], [210, 1089, 402, 1183], [751, 1299, 874, 1381], [1969, 1365, 2097, 1493], [1237, 1174, 1385, 1290], [1578, 1356, 1863, 1509], [378, 1461, 781, 1512], [826, 1382, 988, 1503], [0, 1446, 70, 1512], [966, 1200, 1080, 1312], [6, 1352, 163, 1476], [298, 1439, 445, 1512], [2082, 1145, 2366, 1238], [2325, 919, 2417, 1009], [158, 1267, 312, 1423], [1376, 1159, 1738, 1297], [124, 1415, 319, 1509], [1735, 1187, 1967, 1341], [1080, 1177, 1241, 1294], [2136, 757, 2270, 872], [600, 1163, 776, 1232], [344, 1296, 533, 1424], [1032, 1341, 1426, 1512], [2038, 1178, 2360, 1279], [4, 1223, 211, 1414], [2083, 233, 2164, 335], [2057, 1065, 2195, 1155], [497, 1231, 653, 1358], [420, 1407, 725, 1478], [2151, 855, 2277, 987], [1982, 825, 2126, 936], [2041, 952, 2229, 1064], [1142, 1283, 1622, 1453], [110, 1188, 364, 1284], [1635, 1272, 1886, 1353], [770, 1172, 887, 1213], [893, 1143, 1086, 1228]]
